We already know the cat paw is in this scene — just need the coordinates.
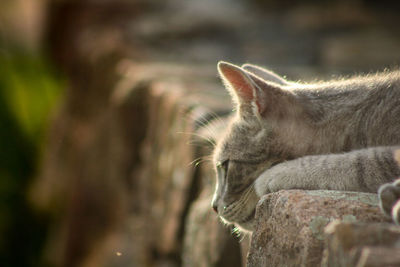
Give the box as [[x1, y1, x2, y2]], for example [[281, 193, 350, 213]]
[[378, 178, 400, 225]]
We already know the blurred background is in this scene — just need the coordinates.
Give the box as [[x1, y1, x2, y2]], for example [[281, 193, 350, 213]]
[[1, 0, 400, 266]]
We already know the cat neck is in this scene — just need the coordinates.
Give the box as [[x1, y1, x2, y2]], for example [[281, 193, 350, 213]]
[[268, 109, 362, 157], [273, 75, 400, 156]]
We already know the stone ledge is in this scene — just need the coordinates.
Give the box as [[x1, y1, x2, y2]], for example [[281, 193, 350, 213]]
[[322, 221, 400, 267], [247, 190, 391, 267]]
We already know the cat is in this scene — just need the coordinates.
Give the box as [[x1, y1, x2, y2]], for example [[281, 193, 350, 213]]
[[211, 61, 400, 232], [378, 150, 400, 225]]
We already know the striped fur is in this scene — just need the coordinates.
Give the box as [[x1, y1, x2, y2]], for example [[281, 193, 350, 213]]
[[212, 62, 400, 231]]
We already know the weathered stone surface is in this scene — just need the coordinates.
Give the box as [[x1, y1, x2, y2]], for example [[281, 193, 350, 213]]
[[182, 140, 248, 267], [322, 221, 400, 267], [33, 60, 234, 266], [34, 0, 400, 266], [183, 195, 243, 267], [101, 65, 234, 266], [320, 31, 400, 70], [247, 190, 391, 267], [33, 74, 152, 267]]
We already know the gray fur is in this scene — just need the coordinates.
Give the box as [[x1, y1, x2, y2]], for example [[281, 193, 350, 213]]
[[241, 64, 290, 86], [378, 179, 400, 221], [212, 61, 400, 232], [378, 151, 400, 225]]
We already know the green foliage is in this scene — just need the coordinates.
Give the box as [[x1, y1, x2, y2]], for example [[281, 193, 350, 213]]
[[0, 48, 63, 145], [0, 45, 64, 267]]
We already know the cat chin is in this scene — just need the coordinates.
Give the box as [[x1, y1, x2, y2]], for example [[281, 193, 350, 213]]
[[220, 215, 256, 233], [392, 200, 400, 225], [235, 220, 256, 233]]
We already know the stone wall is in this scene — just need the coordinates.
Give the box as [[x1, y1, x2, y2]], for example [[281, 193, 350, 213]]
[[247, 191, 396, 266], [34, 60, 400, 266], [33, 60, 244, 266], [32, 0, 400, 266]]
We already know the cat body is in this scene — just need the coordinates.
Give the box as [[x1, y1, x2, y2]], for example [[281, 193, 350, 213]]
[[212, 62, 400, 231]]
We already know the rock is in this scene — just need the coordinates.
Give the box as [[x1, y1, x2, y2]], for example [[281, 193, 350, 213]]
[[182, 140, 246, 267], [182, 195, 243, 267], [100, 65, 233, 266], [247, 190, 390, 267], [33, 75, 152, 267], [0, 0, 46, 49], [284, 3, 374, 32], [34, 0, 400, 266], [320, 31, 400, 71], [33, 60, 237, 266], [322, 221, 400, 266]]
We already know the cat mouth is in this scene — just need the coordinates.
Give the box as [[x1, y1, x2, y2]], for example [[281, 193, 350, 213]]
[[238, 208, 256, 224]]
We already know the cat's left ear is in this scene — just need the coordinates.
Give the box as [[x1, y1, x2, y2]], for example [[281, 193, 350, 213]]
[[242, 64, 289, 86], [218, 61, 267, 117], [218, 61, 298, 119]]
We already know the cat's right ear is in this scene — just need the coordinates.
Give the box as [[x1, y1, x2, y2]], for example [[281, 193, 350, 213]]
[[242, 64, 288, 86]]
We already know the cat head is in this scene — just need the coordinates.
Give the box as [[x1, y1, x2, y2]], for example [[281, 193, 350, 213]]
[[211, 62, 307, 231]]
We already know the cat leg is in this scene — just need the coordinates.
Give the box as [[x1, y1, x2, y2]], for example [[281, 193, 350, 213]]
[[378, 178, 400, 224], [254, 146, 400, 196]]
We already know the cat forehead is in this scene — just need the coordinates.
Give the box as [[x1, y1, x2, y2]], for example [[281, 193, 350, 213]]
[[214, 119, 267, 161], [213, 124, 244, 161], [229, 118, 263, 137]]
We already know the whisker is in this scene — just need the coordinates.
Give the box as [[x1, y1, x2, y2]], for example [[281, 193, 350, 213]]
[[186, 141, 214, 148], [238, 233, 247, 243], [188, 156, 211, 167], [224, 186, 256, 219], [231, 226, 241, 238], [178, 131, 216, 146], [177, 131, 216, 147], [188, 157, 202, 167], [184, 107, 230, 144]]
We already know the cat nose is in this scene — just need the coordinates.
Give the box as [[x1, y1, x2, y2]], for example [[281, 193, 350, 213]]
[[212, 202, 218, 213]]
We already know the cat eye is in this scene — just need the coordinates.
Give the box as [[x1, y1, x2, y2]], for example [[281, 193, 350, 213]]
[[216, 159, 230, 176], [221, 159, 229, 173]]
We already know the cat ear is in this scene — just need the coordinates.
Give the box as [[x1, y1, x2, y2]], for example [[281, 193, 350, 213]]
[[218, 61, 299, 119], [218, 61, 266, 116], [242, 64, 288, 86]]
